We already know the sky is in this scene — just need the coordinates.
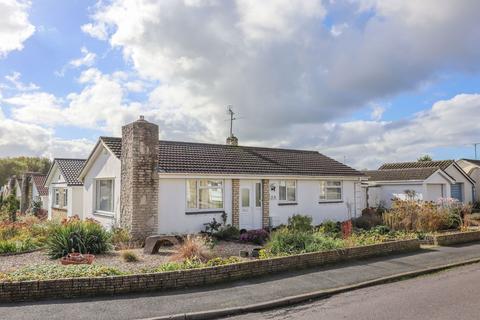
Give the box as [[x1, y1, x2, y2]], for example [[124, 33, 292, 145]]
[[0, 0, 480, 170]]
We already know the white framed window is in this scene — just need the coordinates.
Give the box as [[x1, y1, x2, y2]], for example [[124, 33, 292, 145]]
[[186, 179, 224, 210], [279, 180, 296, 202], [95, 179, 114, 213], [63, 189, 68, 207], [319, 181, 343, 202], [54, 188, 60, 207], [255, 182, 262, 207]]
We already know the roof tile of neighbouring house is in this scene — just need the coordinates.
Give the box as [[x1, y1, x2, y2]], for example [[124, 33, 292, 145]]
[[362, 167, 440, 182], [461, 159, 480, 167], [31, 174, 48, 196], [378, 160, 455, 171], [55, 159, 87, 186], [100, 137, 364, 177]]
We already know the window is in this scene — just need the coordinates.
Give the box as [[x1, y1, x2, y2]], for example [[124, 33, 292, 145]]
[[63, 189, 68, 207], [95, 179, 114, 213], [187, 180, 224, 210], [54, 188, 60, 207], [319, 181, 342, 201], [241, 188, 250, 208], [279, 180, 296, 202], [255, 182, 262, 207]]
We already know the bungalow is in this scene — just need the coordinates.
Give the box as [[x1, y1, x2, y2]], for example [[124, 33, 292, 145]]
[[78, 116, 366, 240], [457, 159, 480, 203], [44, 158, 86, 220], [30, 173, 49, 210], [363, 160, 475, 208]]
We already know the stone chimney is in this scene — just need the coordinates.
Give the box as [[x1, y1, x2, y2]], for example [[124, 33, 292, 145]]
[[226, 135, 238, 146], [120, 116, 159, 240]]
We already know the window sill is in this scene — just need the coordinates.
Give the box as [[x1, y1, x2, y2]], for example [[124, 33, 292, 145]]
[[93, 211, 115, 218], [318, 201, 343, 204], [278, 202, 298, 206], [185, 210, 225, 215]]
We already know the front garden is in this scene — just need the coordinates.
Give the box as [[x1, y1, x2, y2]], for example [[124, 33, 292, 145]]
[[0, 197, 477, 283]]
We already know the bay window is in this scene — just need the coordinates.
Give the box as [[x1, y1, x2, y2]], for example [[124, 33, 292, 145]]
[[279, 180, 296, 202], [54, 188, 60, 207], [63, 189, 68, 207], [187, 180, 224, 210], [95, 179, 114, 213], [319, 181, 342, 201]]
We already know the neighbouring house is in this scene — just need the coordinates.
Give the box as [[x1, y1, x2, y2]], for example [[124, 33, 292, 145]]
[[457, 159, 480, 203], [78, 116, 366, 239], [44, 158, 86, 220], [363, 160, 475, 208], [31, 174, 49, 210], [1, 173, 49, 213]]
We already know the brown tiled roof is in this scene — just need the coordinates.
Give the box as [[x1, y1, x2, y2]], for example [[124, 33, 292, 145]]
[[362, 167, 440, 182], [100, 137, 363, 177], [379, 160, 454, 171], [55, 159, 86, 186], [31, 174, 48, 196]]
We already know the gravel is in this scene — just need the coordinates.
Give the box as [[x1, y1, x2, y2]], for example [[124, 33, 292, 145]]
[[0, 241, 262, 273]]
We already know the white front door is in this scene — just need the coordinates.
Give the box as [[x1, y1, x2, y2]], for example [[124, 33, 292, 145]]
[[239, 180, 263, 230]]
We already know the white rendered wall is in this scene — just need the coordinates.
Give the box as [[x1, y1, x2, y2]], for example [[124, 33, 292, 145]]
[[268, 179, 357, 227], [157, 178, 232, 234], [83, 147, 121, 229]]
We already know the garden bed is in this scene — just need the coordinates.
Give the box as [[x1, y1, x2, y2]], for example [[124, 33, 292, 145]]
[[0, 239, 420, 302], [0, 241, 259, 273]]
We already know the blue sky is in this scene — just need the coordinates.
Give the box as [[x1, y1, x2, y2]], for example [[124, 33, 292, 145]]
[[0, 0, 480, 168]]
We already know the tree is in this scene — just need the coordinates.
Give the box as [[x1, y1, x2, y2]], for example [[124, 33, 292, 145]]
[[2, 194, 19, 222], [417, 155, 432, 162], [0, 157, 51, 185]]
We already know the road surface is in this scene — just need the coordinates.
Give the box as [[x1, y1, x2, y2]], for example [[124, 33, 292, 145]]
[[228, 262, 480, 320]]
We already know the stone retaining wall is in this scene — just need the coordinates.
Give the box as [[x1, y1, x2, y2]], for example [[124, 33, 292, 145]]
[[433, 230, 480, 246], [0, 239, 420, 302]]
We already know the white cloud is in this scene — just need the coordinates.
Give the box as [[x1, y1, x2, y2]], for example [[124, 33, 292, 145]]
[[4, 72, 39, 91], [3, 92, 65, 125], [370, 104, 385, 121], [81, 22, 108, 40], [0, 106, 92, 158], [0, 0, 35, 57], [69, 47, 96, 68], [288, 94, 480, 169], [80, 0, 480, 148]]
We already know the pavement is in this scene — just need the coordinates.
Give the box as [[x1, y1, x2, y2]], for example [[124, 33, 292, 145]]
[[228, 262, 480, 320], [2, 242, 480, 320]]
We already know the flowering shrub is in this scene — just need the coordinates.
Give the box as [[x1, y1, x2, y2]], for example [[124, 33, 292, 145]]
[[239, 229, 269, 245], [0, 218, 48, 254]]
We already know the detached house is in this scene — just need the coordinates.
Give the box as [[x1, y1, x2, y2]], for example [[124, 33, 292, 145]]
[[78, 116, 365, 240], [363, 160, 475, 208], [457, 159, 480, 203], [44, 159, 86, 220]]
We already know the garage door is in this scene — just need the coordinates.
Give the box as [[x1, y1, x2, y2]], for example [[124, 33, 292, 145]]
[[451, 183, 463, 202]]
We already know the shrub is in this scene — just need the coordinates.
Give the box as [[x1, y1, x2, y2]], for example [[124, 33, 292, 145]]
[[46, 216, 112, 259], [203, 218, 222, 235], [263, 228, 344, 257], [352, 211, 383, 230], [170, 235, 212, 262], [0, 264, 124, 282], [319, 220, 341, 236], [239, 229, 269, 245], [111, 227, 135, 250], [213, 225, 240, 241], [149, 256, 242, 273], [287, 215, 313, 232], [121, 250, 139, 262]]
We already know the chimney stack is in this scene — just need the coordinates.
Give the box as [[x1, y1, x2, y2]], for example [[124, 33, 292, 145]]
[[120, 116, 159, 240]]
